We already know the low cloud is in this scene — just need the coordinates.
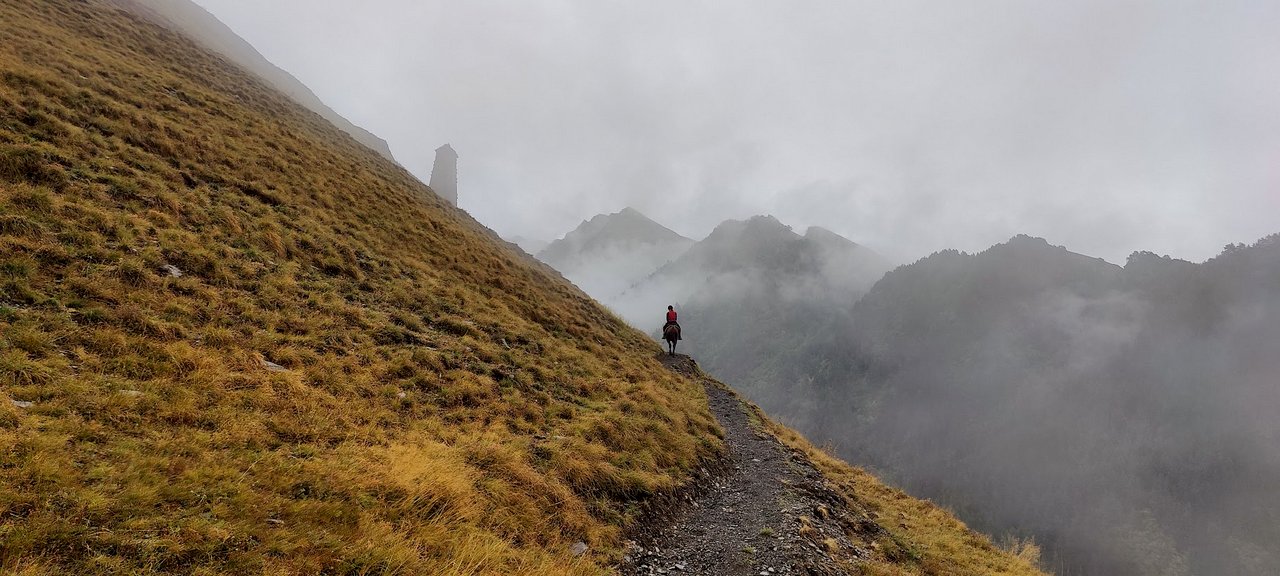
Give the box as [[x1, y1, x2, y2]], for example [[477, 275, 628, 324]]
[[198, 0, 1280, 263]]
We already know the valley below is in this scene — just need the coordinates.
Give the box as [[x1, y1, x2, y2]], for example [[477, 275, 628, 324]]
[[536, 209, 1280, 576]]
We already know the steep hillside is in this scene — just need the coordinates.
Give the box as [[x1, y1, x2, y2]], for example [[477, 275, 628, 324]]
[[0, 2, 1045, 575], [0, 3, 718, 573], [538, 207, 694, 308], [506, 235, 549, 256], [114, 0, 399, 164]]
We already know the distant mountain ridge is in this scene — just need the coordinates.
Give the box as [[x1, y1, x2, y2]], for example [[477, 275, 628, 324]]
[[620, 216, 891, 323], [768, 232, 1280, 576], [648, 215, 891, 288], [537, 211, 893, 335], [542, 214, 1280, 575], [539, 207, 692, 265], [629, 216, 893, 417], [539, 212, 895, 423], [113, 0, 399, 164], [537, 207, 695, 305]]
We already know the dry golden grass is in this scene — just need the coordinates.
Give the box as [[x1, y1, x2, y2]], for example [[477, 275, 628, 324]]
[[0, 1, 719, 573], [0, 1, 1046, 574], [761, 408, 1047, 575]]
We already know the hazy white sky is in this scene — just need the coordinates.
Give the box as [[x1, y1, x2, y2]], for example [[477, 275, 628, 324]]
[[195, 0, 1279, 264]]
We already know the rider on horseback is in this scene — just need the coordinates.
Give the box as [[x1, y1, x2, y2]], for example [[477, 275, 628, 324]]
[[662, 306, 682, 354], [663, 306, 681, 340]]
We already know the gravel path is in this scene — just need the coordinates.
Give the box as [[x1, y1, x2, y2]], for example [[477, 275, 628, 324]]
[[618, 355, 880, 576]]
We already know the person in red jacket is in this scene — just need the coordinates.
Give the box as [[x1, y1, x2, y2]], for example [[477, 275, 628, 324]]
[[662, 306, 682, 354], [663, 306, 681, 342]]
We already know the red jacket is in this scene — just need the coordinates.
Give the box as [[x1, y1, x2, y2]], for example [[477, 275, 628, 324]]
[[667, 310, 678, 323]]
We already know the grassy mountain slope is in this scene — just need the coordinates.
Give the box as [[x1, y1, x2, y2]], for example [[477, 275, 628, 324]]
[[115, 0, 400, 164], [0, 2, 1043, 574], [0, 2, 719, 573]]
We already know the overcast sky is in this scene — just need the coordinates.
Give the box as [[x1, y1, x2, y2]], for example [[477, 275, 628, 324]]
[[195, 0, 1278, 264]]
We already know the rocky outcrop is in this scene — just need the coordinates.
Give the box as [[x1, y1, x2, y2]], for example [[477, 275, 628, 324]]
[[429, 144, 458, 205]]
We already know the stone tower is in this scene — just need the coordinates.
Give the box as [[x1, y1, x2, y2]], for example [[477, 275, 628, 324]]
[[429, 144, 458, 206]]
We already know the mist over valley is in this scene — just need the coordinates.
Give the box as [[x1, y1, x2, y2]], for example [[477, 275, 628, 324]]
[[3, 0, 1277, 574], [535, 211, 1280, 575]]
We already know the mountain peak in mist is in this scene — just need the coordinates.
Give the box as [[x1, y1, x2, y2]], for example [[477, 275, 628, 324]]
[[984, 234, 1119, 275], [675, 215, 891, 280], [805, 225, 870, 254], [620, 215, 893, 325], [539, 207, 691, 264], [704, 214, 790, 238], [537, 207, 695, 301], [990, 234, 1065, 255], [872, 233, 1122, 309], [804, 225, 853, 241]]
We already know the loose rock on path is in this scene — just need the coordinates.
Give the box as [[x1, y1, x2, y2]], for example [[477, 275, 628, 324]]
[[619, 355, 883, 576]]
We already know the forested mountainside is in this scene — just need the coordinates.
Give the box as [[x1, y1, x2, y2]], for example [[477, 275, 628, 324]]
[[748, 234, 1280, 576]]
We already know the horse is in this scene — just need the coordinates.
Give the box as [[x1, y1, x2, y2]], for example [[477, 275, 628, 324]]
[[663, 323, 681, 355]]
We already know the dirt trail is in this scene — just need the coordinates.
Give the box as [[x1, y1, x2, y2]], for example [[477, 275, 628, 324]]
[[619, 355, 881, 576]]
